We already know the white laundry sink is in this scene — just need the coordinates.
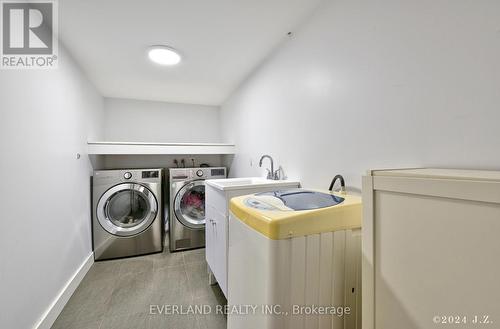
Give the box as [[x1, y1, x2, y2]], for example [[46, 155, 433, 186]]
[[205, 177, 300, 191]]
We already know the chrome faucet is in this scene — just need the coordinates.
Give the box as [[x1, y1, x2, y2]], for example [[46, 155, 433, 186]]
[[259, 154, 279, 180]]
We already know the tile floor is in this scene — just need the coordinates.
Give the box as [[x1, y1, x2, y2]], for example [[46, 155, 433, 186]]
[[51, 244, 227, 329]]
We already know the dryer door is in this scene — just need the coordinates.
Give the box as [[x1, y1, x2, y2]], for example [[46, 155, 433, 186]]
[[174, 180, 206, 229], [96, 183, 158, 237]]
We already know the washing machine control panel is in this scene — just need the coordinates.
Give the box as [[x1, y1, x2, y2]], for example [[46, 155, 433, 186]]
[[123, 172, 132, 179], [196, 169, 204, 177]]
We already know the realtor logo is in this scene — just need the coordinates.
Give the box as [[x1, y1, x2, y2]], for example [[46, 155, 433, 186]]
[[1, 0, 58, 68]]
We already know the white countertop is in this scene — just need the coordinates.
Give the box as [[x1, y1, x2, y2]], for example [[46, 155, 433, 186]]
[[205, 177, 300, 191], [370, 168, 500, 182]]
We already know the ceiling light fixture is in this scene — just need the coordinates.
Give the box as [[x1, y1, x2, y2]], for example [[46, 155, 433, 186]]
[[147, 46, 182, 66]]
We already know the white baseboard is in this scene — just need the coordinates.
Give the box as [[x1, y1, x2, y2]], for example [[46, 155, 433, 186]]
[[34, 253, 94, 329]]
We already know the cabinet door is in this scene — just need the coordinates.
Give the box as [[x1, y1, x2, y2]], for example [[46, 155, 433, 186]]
[[205, 184, 219, 275], [371, 188, 500, 329], [208, 205, 228, 297], [205, 205, 215, 272]]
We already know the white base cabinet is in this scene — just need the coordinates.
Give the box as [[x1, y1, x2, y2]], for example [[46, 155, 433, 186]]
[[362, 168, 500, 329], [205, 179, 300, 297]]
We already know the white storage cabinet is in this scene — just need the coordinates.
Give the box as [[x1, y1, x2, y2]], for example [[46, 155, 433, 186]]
[[362, 168, 500, 329]]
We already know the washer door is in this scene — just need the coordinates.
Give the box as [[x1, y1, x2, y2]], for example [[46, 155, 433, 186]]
[[97, 183, 158, 237], [174, 180, 206, 229]]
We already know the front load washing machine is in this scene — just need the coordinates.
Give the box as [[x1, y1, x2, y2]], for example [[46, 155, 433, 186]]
[[169, 167, 226, 251], [92, 169, 163, 260]]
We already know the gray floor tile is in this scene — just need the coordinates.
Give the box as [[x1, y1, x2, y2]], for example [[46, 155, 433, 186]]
[[105, 271, 154, 318], [147, 313, 199, 329], [183, 248, 206, 265], [196, 313, 227, 329], [75, 282, 114, 322], [77, 273, 118, 297], [51, 311, 77, 329], [186, 262, 212, 299], [52, 277, 114, 327], [53, 295, 81, 321], [150, 250, 184, 270], [118, 257, 154, 276], [52, 315, 101, 329], [83, 260, 121, 282], [149, 282, 193, 306], [193, 286, 226, 307], [151, 264, 188, 285], [150, 265, 192, 302], [194, 292, 227, 329], [52, 246, 227, 329], [99, 313, 148, 329]]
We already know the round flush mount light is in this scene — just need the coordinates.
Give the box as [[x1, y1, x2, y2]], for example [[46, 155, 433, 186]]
[[147, 46, 182, 66]]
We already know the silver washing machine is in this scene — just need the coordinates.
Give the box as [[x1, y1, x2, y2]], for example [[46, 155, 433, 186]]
[[168, 167, 226, 251], [92, 169, 163, 260]]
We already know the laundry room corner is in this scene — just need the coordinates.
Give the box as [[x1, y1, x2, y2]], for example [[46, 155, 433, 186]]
[[3, 1, 500, 329]]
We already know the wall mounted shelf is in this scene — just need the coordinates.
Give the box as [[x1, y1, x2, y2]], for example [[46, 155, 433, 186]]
[[87, 141, 236, 155]]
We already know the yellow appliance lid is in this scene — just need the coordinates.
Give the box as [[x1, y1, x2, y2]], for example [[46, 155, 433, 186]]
[[229, 188, 362, 240]]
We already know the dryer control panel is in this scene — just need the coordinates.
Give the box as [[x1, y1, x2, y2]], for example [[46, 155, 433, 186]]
[[142, 170, 159, 178], [93, 168, 162, 185]]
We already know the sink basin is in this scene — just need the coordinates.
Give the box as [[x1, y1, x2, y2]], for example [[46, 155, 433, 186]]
[[205, 177, 300, 191]]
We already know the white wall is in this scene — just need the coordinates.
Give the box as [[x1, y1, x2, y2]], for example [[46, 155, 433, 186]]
[[103, 98, 221, 143], [221, 0, 500, 191], [0, 46, 103, 328]]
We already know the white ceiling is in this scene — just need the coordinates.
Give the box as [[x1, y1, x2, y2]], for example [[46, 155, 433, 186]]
[[59, 0, 323, 106]]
